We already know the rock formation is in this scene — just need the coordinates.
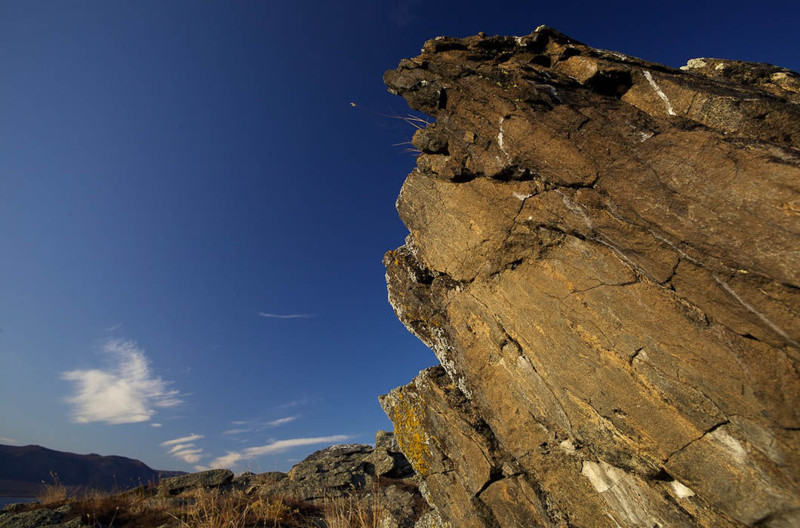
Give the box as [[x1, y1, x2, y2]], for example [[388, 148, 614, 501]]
[[380, 26, 800, 527]]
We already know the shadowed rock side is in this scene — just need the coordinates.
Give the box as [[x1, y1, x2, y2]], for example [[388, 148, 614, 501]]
[[380, 26, 800, 528]]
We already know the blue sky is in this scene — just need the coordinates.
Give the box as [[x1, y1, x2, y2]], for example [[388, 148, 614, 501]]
[[1, 0, 799, 473]]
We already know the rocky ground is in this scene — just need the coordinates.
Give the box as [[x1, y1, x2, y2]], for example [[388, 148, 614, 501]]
[[0, 432, 441, 528]]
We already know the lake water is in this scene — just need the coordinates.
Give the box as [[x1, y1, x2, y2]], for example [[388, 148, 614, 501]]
[[0, 497, 37, 508]]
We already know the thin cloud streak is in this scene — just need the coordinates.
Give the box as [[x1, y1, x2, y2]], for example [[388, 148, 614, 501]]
[[172, 448, 203, 463], [162, 434, 204, 446], [224, 415, 300, 435], [162, 434, 205, 464], [243, 436, 351, 456], [62, 339, 181, 425], [267, 416, 298, 427], [257, 312, 315, 319], [208, 435, 352, 469], [279, 397, 310, 409], [223, 428, 250, 436], [168, 443, 196, 454]]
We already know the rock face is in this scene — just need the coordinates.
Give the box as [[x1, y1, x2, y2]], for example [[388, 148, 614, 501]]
[[380, 27, 800, 528]]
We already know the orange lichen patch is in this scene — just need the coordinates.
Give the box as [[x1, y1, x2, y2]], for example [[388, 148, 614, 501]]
[[385, 389, 433, 478]]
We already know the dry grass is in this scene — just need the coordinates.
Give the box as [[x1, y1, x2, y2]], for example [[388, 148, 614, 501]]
[[391, 112, 430, 156], [322, 491, 383, 528], [171, 489, 310, 528], [388, 112, 431, 131], [71, 487, 170, 528], [37, 472, 68, 505], [19, 481, 391, 527]]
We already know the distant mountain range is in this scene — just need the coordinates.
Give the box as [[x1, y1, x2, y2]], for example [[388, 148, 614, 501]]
[[0, 444, 184, 497]]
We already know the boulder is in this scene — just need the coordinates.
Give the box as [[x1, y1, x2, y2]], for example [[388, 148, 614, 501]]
[[369, 431, 414, 479], [285, 444, 374, 501], [157, 468, 233, 496], [232, 470, 287, 494], [280, 440, 430, 527], [382, 26, 800, 527]]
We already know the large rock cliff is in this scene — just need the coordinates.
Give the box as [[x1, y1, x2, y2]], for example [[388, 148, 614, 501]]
[[380, 27, 800, 527]]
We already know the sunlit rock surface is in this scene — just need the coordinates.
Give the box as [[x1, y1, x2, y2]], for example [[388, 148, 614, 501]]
[[381, 26, 800, 528]]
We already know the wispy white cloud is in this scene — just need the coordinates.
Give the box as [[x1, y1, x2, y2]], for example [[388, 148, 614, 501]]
[[257, 312, 315, 319], [209, 452, 244, 469], [267, 416, 298, 427], [162, 434, 204, 446], [103, 322, 124, 332], [279, 397, 310, 409], [62, 339, 181, 425], [172, 448, 204, 463], [150, 423, 162, 428], [223, 415, 300, 436], [208, 435, 352, 469], [0, 437, 19, 445], [162, 434, 205, 464], [223, 428, 250, 436], [167, 443, 195, 454], [241, 436, 351, 457]]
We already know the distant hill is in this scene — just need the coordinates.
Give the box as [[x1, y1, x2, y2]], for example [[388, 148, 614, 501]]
[[0, 444, 184, 497]]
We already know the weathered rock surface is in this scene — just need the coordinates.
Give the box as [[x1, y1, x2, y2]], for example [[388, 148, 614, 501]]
[[0, 508, 63, 528], [274, 434, 424, 527], [283, 439, 414, 502], [381, 26, 800, 527], [157, 468, 233, 496]]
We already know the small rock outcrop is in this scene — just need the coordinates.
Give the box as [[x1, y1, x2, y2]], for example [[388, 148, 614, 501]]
[[241, 433, 424, 527], [157, 468, 234, 496], [283, 440, 413, 501], [380, 27, 800, 527]]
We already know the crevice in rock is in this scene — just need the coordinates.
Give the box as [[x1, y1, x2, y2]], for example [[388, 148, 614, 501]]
[[650, 468, 675, 482], [628, 348, 644, 366], [661, 257, 682, 288], [450, 173, 479, 183], [664, 420, 730, 464], [474, 466, 505, 498]]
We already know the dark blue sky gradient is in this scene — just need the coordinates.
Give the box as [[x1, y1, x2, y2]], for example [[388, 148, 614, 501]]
[[2, 0, 798, 472]]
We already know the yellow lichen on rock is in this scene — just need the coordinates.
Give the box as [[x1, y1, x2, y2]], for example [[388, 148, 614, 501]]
[[381, 388, 432, 478]]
